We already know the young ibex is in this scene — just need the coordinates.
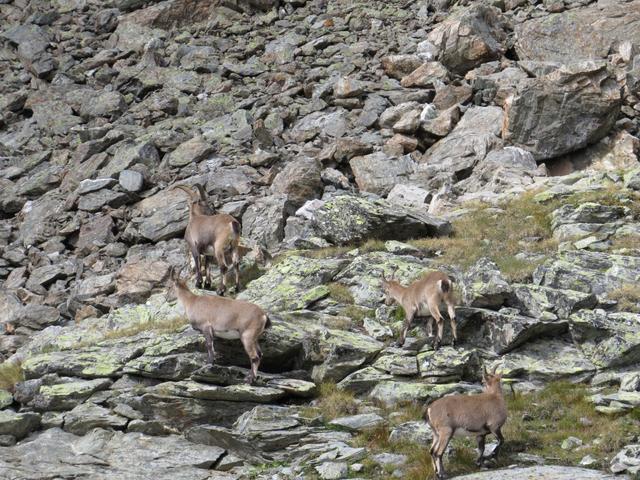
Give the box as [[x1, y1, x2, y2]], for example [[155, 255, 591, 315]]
[[169, 268, 271, 384], [425, 366, 507, 479], [381, 269, 457, 350], [171, 184, 242, 295]]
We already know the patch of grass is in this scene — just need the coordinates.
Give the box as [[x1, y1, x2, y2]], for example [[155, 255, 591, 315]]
[[0, 361, 23, 392], [611, 235, 640, 254], [409, 192, 557, 281], [606, 284, 640, 313], [102, 315, 188, 341], [502, 381, 640, 470], [352, 382, 640, 479], [327, 282, 355, 304], [303, 382, 360, 422], [359, 239, 387, 253], [342, 305, 374, 326]]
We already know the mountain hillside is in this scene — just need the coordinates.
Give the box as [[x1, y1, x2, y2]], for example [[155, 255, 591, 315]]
[[1, 0, 640, 478]]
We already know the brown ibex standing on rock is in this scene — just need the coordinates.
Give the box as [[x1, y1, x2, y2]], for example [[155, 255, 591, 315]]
[[381, 268, 457, 350], [425, 366, 507, 479], [171, 184, 242, 295], [168, 267, 271, 384]]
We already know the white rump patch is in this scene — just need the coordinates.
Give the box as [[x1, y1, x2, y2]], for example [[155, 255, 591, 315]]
[[214, 330, 241, 340]]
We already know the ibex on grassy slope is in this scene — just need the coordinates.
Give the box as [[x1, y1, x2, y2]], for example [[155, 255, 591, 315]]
[[169, 268, 271, 384], [381, 269, 457, 350], [426, 367, 507, 479], [171, 184, 242, 295]]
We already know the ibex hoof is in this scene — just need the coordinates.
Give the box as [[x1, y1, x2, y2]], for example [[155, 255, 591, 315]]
[[244, 375, 255, 385], [216, 289, 225, 296]]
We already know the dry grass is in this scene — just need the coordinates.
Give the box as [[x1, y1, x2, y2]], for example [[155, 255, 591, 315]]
[[611, 235, 640, 254], [606, 284, 640, 313], [0, 361, 23, 392], [410, 192, 557, 281], [327, 282, 355, 304], [302, 382, 360, 421]]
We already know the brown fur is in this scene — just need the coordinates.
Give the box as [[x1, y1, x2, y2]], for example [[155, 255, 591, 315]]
[[425, 369, 507, 479], [170, 271, 270, 384], [172, 184, 242, 295], [382, 270, 457, 349]]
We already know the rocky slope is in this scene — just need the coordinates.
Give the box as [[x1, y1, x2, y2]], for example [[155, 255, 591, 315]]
[[1, 0, 640, 478]]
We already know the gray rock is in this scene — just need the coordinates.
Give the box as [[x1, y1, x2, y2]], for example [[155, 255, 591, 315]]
[[381, 55, 425, 79], [350, 152, 415, 196], [118, 170, 144, 192], [412, 106, 503, 189], [502, 62, 621, 161], [0, 427, 227, 479], [329, 413, 385, 432], [100, 141, 159, 179], [63, 403, 128, 435], [311, 194, 451, 245], [315, 462, 348, 480], [389, 421, 433, 446], [427, 4, 509, 74], [570, 310, 640, 368], [462, 258, 513, 308], [31, 378, 113, 411], [624, 168, 640, 191], [271, 157, 323, 210], [515, 2, 640, 63], [0, 411, 40, 440], [166, 136, 213, 167], [561, 436, 583, 450], [241, 195, 289, 250], [611, 444, 640, 475], [79, 91, 127, 120], [455, 466, 624, 480]]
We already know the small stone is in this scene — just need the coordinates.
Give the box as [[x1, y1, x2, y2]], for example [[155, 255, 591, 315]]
[[315, 461, 348, 480], [580, 455, 597, 466], [561, 436, 583, 450], [118, 170, 144, 192]]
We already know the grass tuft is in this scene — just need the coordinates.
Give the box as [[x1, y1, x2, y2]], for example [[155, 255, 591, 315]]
[[327, 282, 355, 304], [606, 284, 640, 313], [0, 361, 23, 392], [303, 382, 359, 422]]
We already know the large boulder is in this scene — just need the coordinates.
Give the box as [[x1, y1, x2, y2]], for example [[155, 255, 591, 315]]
[[412, 106, 504, 189], [502, 62, 622, 161], [310, 195, 451, 245], [271, 158, 323, 211], [241, 195, 289, 250], [427, 4, 510, 74], [0, 428, 227, 479], [349, 153, 415, 196], [515, 1, 640, 63], [570, 310, 640, 368]]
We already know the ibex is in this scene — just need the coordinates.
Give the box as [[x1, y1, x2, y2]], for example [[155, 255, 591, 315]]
[[425, 366, 507, 479], [381, 268, 457, 350], [169, 268, 271, 384], [171, 184, 242, 295]]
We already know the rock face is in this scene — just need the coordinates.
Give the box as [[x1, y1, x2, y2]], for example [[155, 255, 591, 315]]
[[0, 0, 640, 478], [515, 1, 640, 63], [502, 62, 622, 161]]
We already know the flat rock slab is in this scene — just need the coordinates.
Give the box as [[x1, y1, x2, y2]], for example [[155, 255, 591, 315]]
[[0, 427, 226, 480], [453, 466, 626, 479]]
